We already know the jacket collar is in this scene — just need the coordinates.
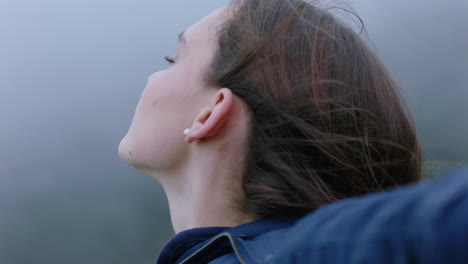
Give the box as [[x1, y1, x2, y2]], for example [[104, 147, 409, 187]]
[[156, 217, 300, 264], [156, 226, 229, 264]]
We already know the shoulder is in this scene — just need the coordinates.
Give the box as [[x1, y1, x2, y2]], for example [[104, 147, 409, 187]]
[[177, 167, 468, 264], [268, 167, 468, 264]]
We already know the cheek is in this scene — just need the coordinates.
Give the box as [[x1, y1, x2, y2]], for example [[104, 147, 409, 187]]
[[124, 71, 189, 168], [139, 70, 187, 113]]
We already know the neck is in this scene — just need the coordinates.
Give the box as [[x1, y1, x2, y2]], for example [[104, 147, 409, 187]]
[[147, 148, 257, 234]]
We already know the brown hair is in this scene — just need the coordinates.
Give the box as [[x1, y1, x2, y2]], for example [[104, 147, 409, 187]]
[[204, 0, 422, 218]]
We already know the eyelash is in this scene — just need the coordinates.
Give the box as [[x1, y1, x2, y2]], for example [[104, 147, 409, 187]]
[[164, 55, 175, 64]]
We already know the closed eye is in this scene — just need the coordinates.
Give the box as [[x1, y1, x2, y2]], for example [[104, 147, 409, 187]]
[[164, 55, 175, 64]]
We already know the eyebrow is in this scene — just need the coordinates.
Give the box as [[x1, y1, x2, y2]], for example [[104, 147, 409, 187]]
[[178, 31, 186, 45]]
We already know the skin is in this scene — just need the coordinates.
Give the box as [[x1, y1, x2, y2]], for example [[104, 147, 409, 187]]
[[118, 7, 258, 233]]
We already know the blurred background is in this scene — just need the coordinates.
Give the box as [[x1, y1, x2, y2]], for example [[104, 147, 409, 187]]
[[0, 0, 466, 263]]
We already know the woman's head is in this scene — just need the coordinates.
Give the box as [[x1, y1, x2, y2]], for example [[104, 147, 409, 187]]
[[118, 8, 249, 170], [120, 0, 422, 222]]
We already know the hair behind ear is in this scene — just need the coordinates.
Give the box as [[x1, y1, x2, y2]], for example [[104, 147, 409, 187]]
[[206, 0, 422, 218]]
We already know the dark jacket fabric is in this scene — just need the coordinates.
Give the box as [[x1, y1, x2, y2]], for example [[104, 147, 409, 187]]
[[156, 167, 468, 264]]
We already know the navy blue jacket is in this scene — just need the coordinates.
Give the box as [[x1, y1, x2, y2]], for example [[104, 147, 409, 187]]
[[156, 167, 468, 264]]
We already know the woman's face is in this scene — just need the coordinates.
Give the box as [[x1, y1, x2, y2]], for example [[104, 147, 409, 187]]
[[118, 8, 229, 170]]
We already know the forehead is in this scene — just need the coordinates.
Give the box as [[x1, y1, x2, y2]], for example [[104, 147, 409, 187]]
[[183, 8, 229, 50]]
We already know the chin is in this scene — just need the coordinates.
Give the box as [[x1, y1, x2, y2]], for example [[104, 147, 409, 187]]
[[118, 129, 183, 172], [118, 134, 134, 164], [118, 133, 152, 170]]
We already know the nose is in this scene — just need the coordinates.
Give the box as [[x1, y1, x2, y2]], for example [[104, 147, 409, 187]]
[[147, 72, 159, 82]]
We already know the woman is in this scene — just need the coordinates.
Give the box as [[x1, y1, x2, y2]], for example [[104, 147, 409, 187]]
[[118, 0, 467, 263]]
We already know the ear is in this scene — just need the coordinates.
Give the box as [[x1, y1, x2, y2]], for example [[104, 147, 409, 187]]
[[185, 88, 233, 144]]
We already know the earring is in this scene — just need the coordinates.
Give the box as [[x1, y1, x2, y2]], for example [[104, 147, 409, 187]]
[[183, 128, 201, 142]]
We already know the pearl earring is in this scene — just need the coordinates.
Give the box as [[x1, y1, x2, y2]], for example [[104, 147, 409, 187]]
[[183, 128, 201, 142]]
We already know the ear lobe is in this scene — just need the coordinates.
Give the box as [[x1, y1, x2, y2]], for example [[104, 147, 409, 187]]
[[185, 88, 233, 144]]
